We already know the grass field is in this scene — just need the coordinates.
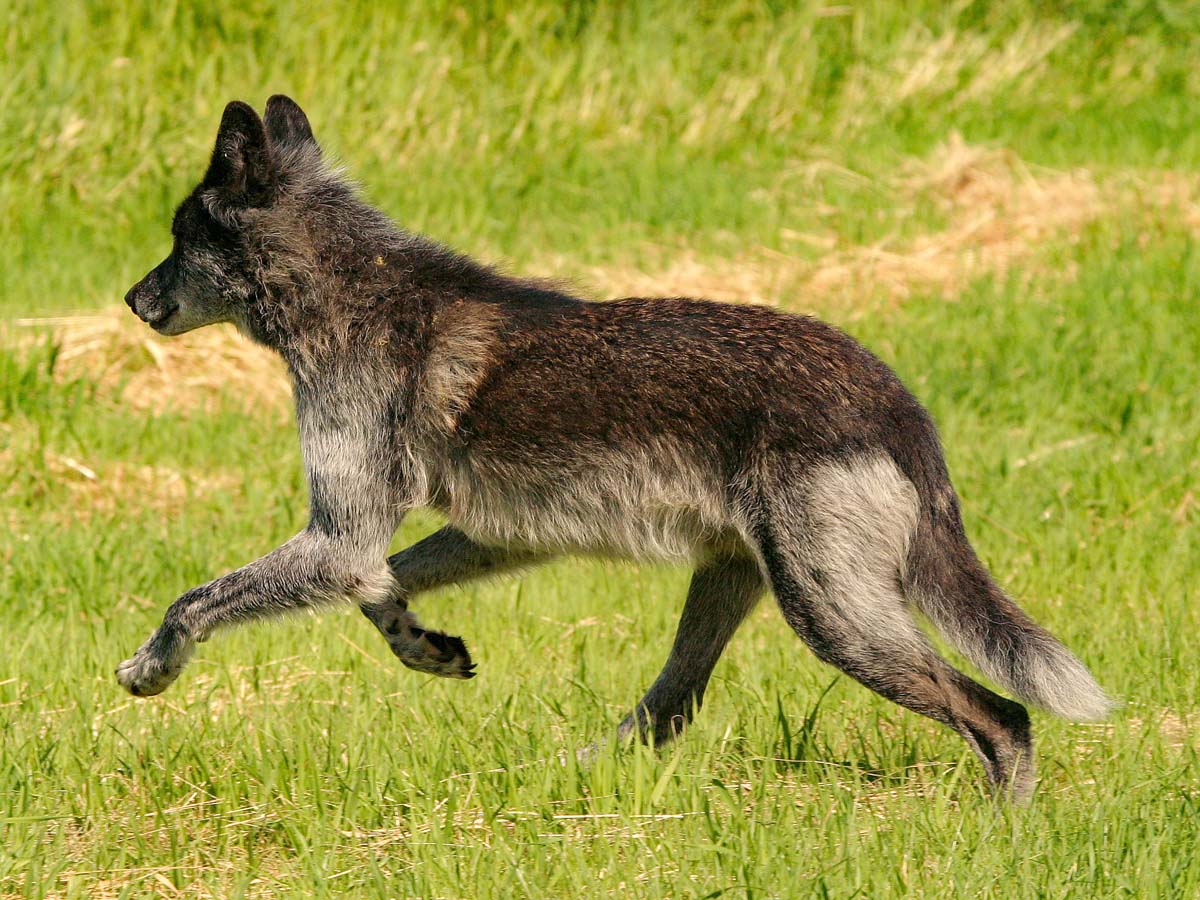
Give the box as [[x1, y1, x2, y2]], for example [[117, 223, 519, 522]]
[[2, 1, 1199, 897]]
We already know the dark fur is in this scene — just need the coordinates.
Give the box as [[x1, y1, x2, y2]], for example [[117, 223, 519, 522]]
[[118, 97, 1111, 799]]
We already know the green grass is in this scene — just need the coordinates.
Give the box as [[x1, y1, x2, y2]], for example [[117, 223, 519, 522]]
[[2, 2, 1199, 898]]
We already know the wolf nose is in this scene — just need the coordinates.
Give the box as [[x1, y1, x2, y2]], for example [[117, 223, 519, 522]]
[[124, 286, 138, 310]]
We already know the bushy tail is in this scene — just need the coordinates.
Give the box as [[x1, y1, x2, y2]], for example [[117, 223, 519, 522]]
[[877, 386, 1113, 720], [906, 513, 1113, 721]]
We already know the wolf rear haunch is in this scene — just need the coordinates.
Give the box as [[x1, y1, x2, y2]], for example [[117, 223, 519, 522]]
[[119, 96, 1111, 799]]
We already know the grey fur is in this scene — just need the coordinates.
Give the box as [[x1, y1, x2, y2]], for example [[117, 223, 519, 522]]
[[117, 96, 1112, 798], [911, 566, 1114, 722]]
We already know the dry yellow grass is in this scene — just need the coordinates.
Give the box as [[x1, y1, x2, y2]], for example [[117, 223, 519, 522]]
[[586, 133, 1112, 310], [7, 314, 290, 417], [1, 443, 243, 531], [1134, 710, 1200, 753], [855, 23, 1079, 116], [51, 457, 243, 518]]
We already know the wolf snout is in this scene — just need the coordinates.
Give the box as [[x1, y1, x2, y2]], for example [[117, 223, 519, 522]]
[[124, 275, 175, 327], [123, 284, 144, 315]]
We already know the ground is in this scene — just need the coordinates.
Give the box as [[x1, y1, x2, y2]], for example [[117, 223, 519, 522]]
[[2, 2, 1198, 898]]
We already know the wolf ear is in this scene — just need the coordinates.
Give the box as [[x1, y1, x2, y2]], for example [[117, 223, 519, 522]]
[[201, 101, 277, 224], [264, 94, 319, 153]]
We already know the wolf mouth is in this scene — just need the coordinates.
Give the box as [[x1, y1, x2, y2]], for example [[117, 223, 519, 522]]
[[146, 308, 177, 330]]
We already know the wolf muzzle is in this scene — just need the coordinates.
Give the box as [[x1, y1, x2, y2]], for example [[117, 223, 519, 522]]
[[124, 259, 177, 327]]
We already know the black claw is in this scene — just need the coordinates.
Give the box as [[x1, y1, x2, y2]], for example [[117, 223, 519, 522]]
[[409, 626, 426, 639]]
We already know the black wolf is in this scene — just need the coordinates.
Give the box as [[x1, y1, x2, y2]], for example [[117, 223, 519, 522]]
[[119, 96, 1110, 798]]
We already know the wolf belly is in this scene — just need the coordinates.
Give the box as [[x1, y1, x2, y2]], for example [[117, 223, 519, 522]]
[[427, 445, 737, 561]]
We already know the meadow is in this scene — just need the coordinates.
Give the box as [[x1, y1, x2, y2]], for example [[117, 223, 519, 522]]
[[2, 1, 1198, 897]]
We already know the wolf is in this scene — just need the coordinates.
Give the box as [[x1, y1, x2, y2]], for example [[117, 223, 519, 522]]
[[118, 95, 1111, 798]]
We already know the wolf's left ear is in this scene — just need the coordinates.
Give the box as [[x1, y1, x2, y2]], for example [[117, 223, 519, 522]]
[[201, 101, 277, 224], [264, 95, 319, 153]]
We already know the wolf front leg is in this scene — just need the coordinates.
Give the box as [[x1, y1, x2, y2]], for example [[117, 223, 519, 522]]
[[116, 529, 396, 696], [361, 526, 549, 678]]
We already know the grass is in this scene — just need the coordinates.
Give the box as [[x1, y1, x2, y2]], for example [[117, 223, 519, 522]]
[[2, 1, 1199, 897]]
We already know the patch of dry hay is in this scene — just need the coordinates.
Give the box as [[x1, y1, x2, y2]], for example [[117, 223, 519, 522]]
[[867, 23, 1079, 115], [9, 312, 289, 417], [54, 457, 242, 519], [587, 133, 1110, 310], [1132, 710, 1199, 753], [1072, 709, 1198, 762], [835, 132, 1103, 296], [2, 445, 243, 529]]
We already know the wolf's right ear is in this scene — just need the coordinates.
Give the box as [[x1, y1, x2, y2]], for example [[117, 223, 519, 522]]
[[264, 95, 319, 153], [201, 101, 277, 226]]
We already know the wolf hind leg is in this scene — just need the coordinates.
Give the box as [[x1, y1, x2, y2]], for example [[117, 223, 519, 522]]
[[361, 526, 548, 678], [755, 456, 1035, 799], [618, 553, 764, 746]]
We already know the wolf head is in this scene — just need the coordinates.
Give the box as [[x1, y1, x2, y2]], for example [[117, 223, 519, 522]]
[[124, 96, 329, 336]]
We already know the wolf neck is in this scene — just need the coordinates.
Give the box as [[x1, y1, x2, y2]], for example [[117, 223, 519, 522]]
[[241, 187, 575, 374], [237, 190, 424, 358], [237, 225, 477, 390]]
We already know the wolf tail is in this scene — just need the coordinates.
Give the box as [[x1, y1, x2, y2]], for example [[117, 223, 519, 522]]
[[890, 443, 1113, 722]]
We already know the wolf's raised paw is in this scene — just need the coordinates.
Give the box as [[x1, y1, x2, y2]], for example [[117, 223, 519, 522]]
[[115, 649, 178, 697], [116, 626, 194, 697], [365, 607, 476, 679]]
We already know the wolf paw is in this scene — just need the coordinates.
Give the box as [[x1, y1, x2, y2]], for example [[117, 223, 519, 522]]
[[366, 608, 476, 679], [116, 629, 193, 697], [396, 625, 476, 679]]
